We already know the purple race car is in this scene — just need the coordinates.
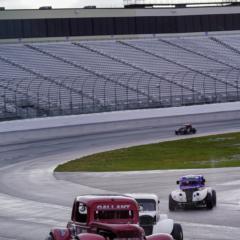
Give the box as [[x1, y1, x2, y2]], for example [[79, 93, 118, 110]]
[[169, 175, 216, 211]]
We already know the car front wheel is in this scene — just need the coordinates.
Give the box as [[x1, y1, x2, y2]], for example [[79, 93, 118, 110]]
[[206, 193, 214, 209], [171, 223, 183, 240], [192, 128, 196, 134], [212, 190, 217, 206], [169, 194, 176, 211]]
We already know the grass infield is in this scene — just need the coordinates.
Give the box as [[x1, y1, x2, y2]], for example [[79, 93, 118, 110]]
[[55, 132, 240, 172]]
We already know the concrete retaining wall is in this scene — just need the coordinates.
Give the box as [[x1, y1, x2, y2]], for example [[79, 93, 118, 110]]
[[1, 102, 240, 146]]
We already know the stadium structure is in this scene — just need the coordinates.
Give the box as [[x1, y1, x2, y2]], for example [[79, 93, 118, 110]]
[[1, 1, 240, 120]]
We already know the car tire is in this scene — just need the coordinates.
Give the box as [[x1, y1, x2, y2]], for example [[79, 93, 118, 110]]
[[169, 194, 176, 211], [45, 234, 54, 240], [206, 192, 213, 209], [171, 223, 183, 240], [175, 131, 178, 135], [212, 190, 217, 206], [192, 128, 196, 134]]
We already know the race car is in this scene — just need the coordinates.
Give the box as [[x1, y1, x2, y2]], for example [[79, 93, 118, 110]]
[[169, 175, 216, 211], [175, 124, 196, 135], [126, 193, 183, 240], [46, 194, 174, 240]]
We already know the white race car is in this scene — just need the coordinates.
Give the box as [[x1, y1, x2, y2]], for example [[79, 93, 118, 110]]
[[126, 193, 183, 240], [169, 175, 216, 211]]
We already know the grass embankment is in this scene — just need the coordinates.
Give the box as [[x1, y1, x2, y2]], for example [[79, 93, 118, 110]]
[[55, 132, 240, 172]]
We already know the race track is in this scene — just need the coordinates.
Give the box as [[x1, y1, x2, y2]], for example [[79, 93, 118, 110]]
[[0, 118, 240, 240]]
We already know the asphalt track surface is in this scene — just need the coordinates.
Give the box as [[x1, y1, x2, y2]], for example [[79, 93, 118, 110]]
[[0, 119, 240, 240]]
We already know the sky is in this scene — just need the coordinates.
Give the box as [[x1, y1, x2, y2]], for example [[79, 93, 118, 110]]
[[0, 0, 124, 9]]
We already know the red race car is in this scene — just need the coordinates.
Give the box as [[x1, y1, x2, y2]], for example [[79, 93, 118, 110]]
[[175, 124, 196, 135], [45, 195, 174, 240]]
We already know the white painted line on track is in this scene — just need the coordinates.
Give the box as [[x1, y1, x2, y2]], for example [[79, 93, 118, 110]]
[[16, 217, 65, 226], [181, 221, 240, 240], [0, 237, 17, 240], [218, 180, 240, 186], [0, 193, 70, 221], [181, 221, 240, 231]]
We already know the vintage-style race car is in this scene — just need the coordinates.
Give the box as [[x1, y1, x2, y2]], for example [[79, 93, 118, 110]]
[[175, 124, 196, 135], [126, 193, 183, 240], [169, 175, 216, 211], [46, 194, 174, 240]]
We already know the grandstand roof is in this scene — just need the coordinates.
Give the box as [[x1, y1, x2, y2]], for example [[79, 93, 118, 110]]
[[1, 5, 240, 20]]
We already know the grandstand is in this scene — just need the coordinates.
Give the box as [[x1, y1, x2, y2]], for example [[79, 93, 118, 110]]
[[1, 5, 240, 120]]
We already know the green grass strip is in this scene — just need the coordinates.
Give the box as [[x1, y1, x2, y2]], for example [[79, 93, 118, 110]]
[[55, 132, 240, 172]]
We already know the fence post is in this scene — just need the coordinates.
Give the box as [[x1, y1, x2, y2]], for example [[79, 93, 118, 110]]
[[26, 77, 32, 118], [4, 79, 11, 117], [181, 72, 189, 105], [114, 79, 117, 111], [203, 74, 206, 103], [69, 77, 76, 115], [192, 72, 198, 104], [104, 75, 108, 109], [147, 75, 153, 106], [126, 73, 131, 109], [15, 78, 24, 118], [58, 77, 63, 115], [237, 70, 240, 100], [81, 76, 88, 113], [136, 72, 141, 107]]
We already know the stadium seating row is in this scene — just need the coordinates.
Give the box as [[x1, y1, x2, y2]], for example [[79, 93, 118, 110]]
[[0, 34, 240, 119]]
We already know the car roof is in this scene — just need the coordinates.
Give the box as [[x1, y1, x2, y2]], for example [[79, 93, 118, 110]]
[[179, 175, 204, 181], [125, 193, 159, 202], [76, 194, 137, 206]]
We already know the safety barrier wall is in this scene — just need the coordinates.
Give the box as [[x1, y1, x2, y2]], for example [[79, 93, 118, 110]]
[[1, 102, 240, 145]]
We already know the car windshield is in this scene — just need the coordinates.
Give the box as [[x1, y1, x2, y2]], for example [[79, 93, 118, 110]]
[[135, 199, 156, 211], [181, 180, 199, 186], [94, 210, 134, 220]]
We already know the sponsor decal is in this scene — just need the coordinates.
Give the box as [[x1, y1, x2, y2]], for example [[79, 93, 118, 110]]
[[96, 204, 130, 210]]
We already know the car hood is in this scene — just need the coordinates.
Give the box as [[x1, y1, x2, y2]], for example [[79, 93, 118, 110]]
[[139, 211, 156, 218], [90, 222, 144, 237]]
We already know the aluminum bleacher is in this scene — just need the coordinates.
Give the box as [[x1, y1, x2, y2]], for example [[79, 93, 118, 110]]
[[0, 33, 240, 120]]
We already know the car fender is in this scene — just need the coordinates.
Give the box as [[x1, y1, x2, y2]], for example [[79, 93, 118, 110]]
[[76, 233, 105, 240], [192, 188, 208, 202], [152, 219, 174, 235], [171, 190, 186, 202], [207, 187, 213, 193], [50, 228, 71, 240], [147, 233, 174, 240], [159, 214, 168, 221]]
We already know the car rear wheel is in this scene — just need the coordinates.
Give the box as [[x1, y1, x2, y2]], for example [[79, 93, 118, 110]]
[[45, 234, 54, 240], [206, 193, 213, 209], [192, 128, 196, 134], [171, 223, 183, 240], [212, 190, 217, 206], [169, 194, 176, 211]]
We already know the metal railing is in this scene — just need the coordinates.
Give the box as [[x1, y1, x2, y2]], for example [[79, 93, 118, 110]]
[[0, 69, 239, 120], [123, 0, 239, 5]]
